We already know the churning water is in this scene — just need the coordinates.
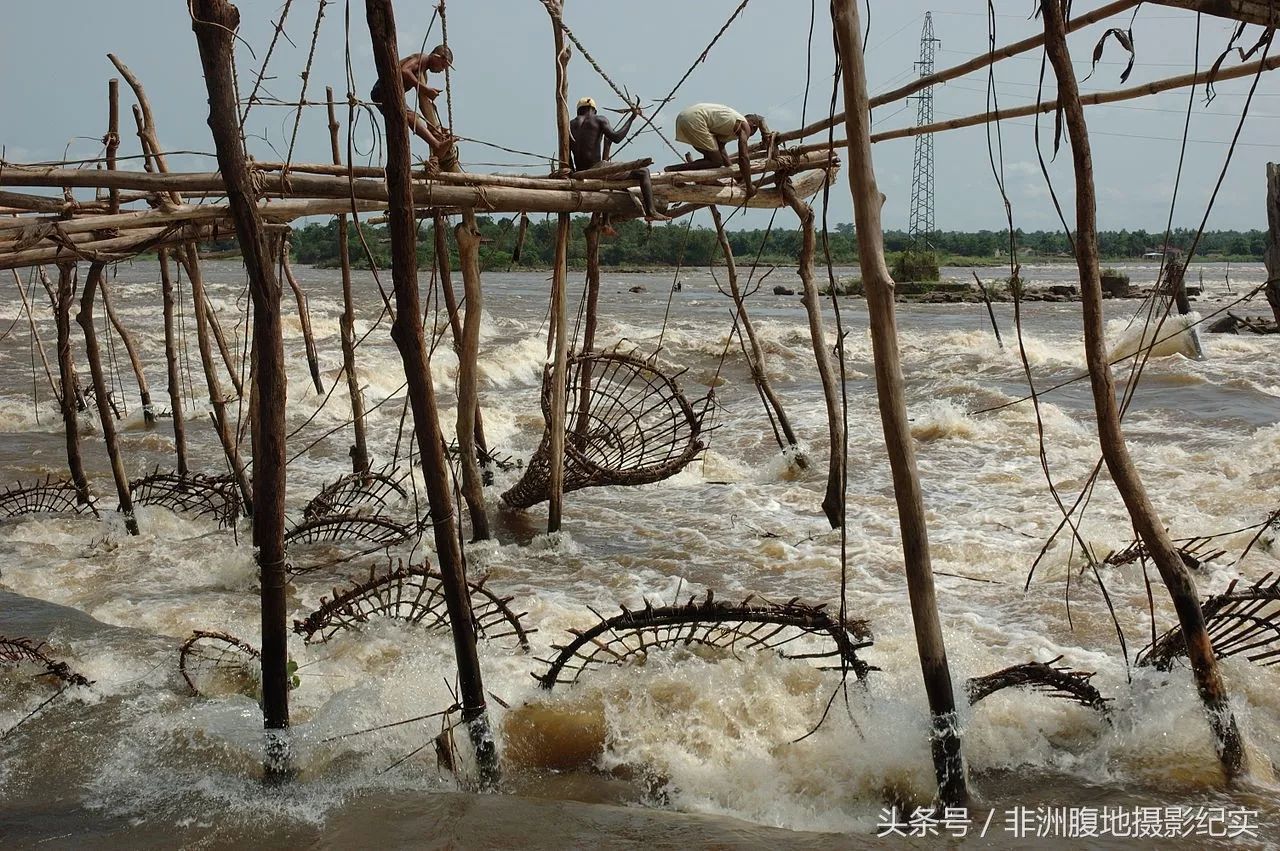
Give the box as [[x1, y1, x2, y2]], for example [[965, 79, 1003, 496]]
[[1, 259, 1277, 847]]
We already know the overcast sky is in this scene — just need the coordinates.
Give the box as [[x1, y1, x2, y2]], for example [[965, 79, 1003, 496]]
[[2, 1, 1276, 231]]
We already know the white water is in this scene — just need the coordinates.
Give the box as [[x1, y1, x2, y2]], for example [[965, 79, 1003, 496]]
[[1, 260, 1278, 845]]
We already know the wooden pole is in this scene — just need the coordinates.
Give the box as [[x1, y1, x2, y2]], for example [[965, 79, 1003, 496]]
[[179, 245, 252, 512], [53, 265, 91, 506], [454, 218, 491, 541], [708, 204, 802, 454], [99, 278, 156, 425], [1042, 0, 1245, 780], [365, 0, 498, 784], [77, 263, 139, 534], [434, 216, 490, 459], [781, 181, 843, 528], [572, 215, 602, 446], [326, 87, 370, 474], [158, 250, 189, 475], [203, 293, 245, 399], [832, 0, 968, 806], [192, 0, 292, 779], [1265, 164, 1280, 325], [545, 0, 571, 534], [12, 268, 60, 404], [109, 53, 182, 206], [279, 238, 325, 394], [106, 79, 121, 216]]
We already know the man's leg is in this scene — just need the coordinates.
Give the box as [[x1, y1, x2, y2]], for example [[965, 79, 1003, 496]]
[[663, 148, 724, 172], [418, 97, 460, 173], [631, 170, 669, 222]]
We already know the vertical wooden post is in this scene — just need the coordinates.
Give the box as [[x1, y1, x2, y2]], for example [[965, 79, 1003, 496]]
[[454, 218, 491, 541], [105, 79, 120, 216], [41, 267, 87, 412], [100, 278, 156, 425], [572, 215, 602, 444], [192, 0, 293, 780], [545, 0, 571, 533], [782, 181, 844, 528], [179, 245, 252, 513], [326, 87, 370, 474], [279, 237, 325, 394], [53, 265, 91, 506], [1041, 0, 1245, 780], [831, 0, 968, 806], [1265, 164, 1280, 325], [77, 263, 139, 535], [365, 0, 498, 784], [435, 215, 491, 461], [159, 250, 189, 476], [708, 204, 802, 454], [12, 268, 60, 405]]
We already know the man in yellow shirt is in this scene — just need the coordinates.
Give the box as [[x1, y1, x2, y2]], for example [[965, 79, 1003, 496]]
[[667, 103, 772, 197]]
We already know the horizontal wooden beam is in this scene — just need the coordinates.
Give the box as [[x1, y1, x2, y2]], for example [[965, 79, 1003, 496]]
[[1151, 0, 1278, 27], [783, 49, 1280, 153], [771, 0, 1142, 145]]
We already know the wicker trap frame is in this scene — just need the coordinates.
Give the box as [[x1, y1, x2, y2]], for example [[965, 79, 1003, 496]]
[[178, 629, 260, 697], [502, 351, 706, 509], [0, 476, 97, 519], [536, 592, 873, 689], [303, 467, 409, 520], [1138, 572, 1280, 670], [1104, 536, 1226, 571], [1, 635, 92, 687], [129, 468, 241, 527], [284, 510, 421, 550], [965, 657, 1109, 714], [293, 564, 532, 647]]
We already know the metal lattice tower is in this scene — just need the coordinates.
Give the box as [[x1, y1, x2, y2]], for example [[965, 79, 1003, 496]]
[[908, 12, 940, 249]]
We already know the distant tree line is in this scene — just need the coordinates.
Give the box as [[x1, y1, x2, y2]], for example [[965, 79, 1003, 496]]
[[279, 217, 1267, 271]]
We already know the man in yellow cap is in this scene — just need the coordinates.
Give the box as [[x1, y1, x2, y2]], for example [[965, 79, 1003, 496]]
[[371, 44, 458, 171], [569, 96, 668, 223]]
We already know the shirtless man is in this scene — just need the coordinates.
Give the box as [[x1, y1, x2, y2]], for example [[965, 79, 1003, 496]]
[[569, 97, 668, 223], [371, 45, 458, 171], [665, 103, 772, 198]]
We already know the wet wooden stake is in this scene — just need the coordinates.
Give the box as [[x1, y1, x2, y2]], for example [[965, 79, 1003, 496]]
[[708, 204, 803, 458], [572, 215, 602, 445], [105, 79, 121, 216], [77, 263, 139, 535], [53, 265, 91, 506], [279, 238, 325, 394], [326, 87, 369, 474], [831, 0, 968, 806], [158, 250, 189, 476], [11, 268, 60, 404], [545, 0, 571, 533], [781, 181, 843, 527], [192, 0, 292, 780], [179, 244, 252, 513], [1265, 163, 1280, 325], [435, 216, 492, 465], [454, 217, 491, 541], [99, 278, 155, 425], [365, 0, 498, 784], [1041, 0, 1246, 780]]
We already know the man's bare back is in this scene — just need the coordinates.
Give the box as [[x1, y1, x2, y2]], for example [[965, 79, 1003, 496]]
[[569, 99, 668, 222]]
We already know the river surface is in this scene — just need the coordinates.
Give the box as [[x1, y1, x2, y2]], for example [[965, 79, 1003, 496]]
[[1, 258, 1278, 848]]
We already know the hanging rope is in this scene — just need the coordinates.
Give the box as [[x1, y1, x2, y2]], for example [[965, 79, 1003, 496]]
[[614, 0, 754, 158]]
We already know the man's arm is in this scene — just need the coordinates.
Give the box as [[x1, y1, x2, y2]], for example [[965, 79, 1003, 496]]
[[734, 124, 753, 194], [603, 112, 637, 145]]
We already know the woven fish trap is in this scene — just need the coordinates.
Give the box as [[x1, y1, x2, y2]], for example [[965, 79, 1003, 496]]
[[502, 351, 705, 509]]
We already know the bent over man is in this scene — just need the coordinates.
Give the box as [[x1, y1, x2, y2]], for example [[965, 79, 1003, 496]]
[[666, 103, 771, 197]]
